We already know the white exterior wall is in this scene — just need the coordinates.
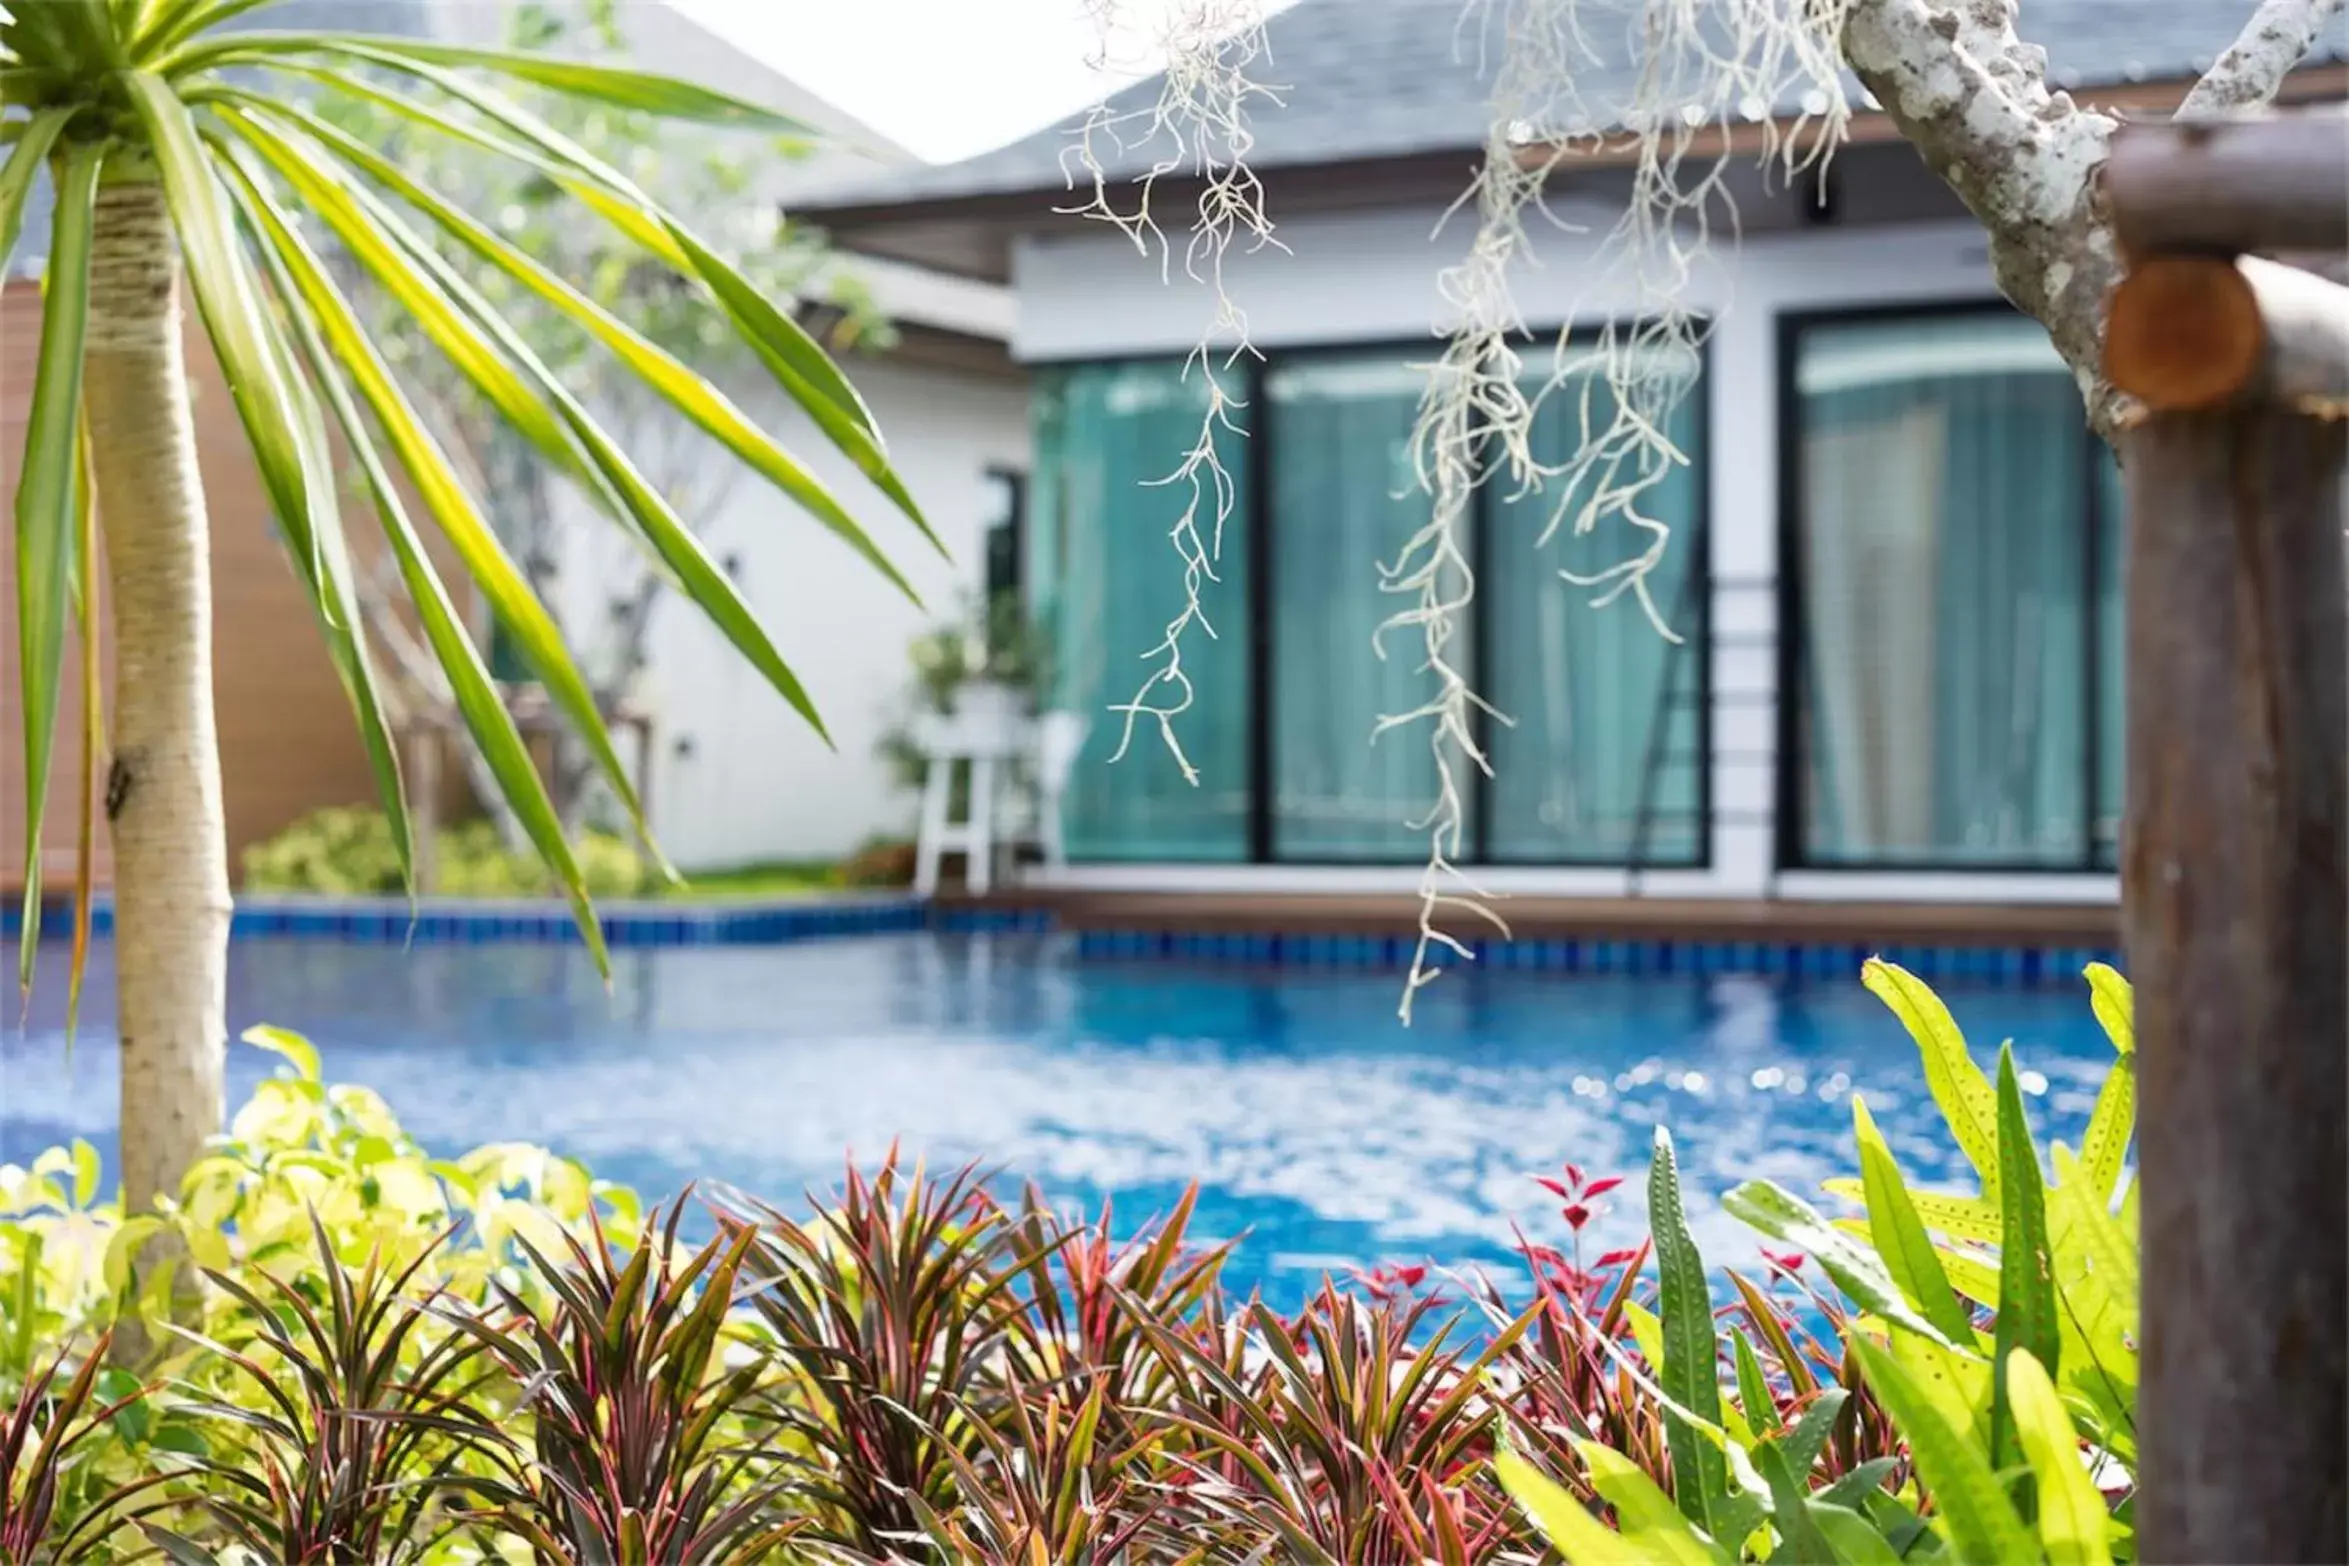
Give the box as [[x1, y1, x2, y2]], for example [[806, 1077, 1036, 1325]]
[[1010, 204, 2118, 905], [557, 357, 1029, 869]]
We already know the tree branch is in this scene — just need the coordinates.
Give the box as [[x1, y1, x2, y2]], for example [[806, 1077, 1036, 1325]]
[[1843, 0, 2340, 441], [2181, 0, 2346, 116], [1842, 0, 2124, 433]]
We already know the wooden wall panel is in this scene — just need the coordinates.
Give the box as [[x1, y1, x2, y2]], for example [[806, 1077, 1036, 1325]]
[[0, 275, 471, 895]]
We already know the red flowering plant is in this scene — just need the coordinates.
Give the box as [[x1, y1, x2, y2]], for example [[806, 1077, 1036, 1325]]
[[1529, 1162, 1627, 1291]]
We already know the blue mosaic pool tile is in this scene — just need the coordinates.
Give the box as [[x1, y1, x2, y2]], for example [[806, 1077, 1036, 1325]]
[[22, 889, 2114, 990]]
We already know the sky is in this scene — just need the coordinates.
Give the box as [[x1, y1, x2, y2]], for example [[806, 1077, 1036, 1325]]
[[665, 0, 1298, 165]]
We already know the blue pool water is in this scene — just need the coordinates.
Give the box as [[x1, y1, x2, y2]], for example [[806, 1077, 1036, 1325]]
[[0, 931, 2116, 1299]]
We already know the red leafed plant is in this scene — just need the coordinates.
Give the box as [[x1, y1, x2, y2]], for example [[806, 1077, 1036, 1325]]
[[727, 1154, 1030, 1556], [0, 1333, 165, 1564], [440, 1201, 791, 1565], [1001, 1183, 1231, 1447], [1484, 1234, 1675, 1503], [1130, 1285, 1539, 1563], [159, 1217, 492, 1564]]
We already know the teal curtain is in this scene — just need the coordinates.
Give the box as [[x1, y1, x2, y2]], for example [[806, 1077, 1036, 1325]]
[[1485, 364, 1705, 863], [1796, 314, 2092, 866], [1030, 362, 1253, 861], [1264, 355, 1452, 861]]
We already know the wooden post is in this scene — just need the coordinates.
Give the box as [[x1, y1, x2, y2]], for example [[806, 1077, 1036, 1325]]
[[2105, 108, 2349, 1565]]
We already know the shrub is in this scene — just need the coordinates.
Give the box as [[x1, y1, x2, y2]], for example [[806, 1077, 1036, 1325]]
[[1497, 959, 2138, 1564], [243, 808, 657, 899], [836, 837, 916, 889], [0, 962, 2136, 1562]]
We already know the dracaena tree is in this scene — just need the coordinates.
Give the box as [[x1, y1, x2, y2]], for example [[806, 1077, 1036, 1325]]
[[0, 0, 929, 1244]]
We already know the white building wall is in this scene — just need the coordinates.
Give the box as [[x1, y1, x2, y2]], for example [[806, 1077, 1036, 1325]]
[[556, 358, 1029, 870], [1010, 205, 2118, 905]]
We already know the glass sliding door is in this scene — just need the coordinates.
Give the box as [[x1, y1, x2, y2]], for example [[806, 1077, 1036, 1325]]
[[1791, 311, 2095, 867], [1485, 355, 1706, 863], [1029, 339, 1714, 868], [1030, 361, 1253, 860], [1264, 353, 1456, 861]]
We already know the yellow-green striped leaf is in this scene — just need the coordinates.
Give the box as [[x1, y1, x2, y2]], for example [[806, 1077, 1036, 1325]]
[[14, 139, 102, 989], [0, 110, 71, 276], [174, 30, 813, 129], [210, 105, 584, 483], [212, 123, 660, 868], [225, 92, 920, 603], [136, 74, 416, 892], [67, 408, 99, 1037], [135, 0, 270, 59], [219, 106, 828, 744], [1863, 958, 2001, 1201], [245, 47, 937, 551], [243, 199, 611, 979]]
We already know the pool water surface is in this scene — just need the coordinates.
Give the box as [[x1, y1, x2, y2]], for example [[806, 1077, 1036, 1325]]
[[0, 931, 2116, 1301]]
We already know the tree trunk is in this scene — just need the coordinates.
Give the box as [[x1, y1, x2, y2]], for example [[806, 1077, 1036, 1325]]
[[83, 179, 230, 1240], [2125, 404, 2349, 1560]]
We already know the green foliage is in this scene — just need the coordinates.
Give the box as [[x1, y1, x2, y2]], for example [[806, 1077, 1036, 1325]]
[[0, 0, 925, 986], [243, 806, 657, 899], [1502, 960, 2140, 1566], [0, 962, 2144, 1562], [877, 590, 1053, 792]]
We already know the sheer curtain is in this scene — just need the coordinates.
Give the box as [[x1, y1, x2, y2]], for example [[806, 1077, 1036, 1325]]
[[1031, 362, 1253, 861], [1797, 314, 2091, 866], [1265, 355, 1451, 861], [1484, 359, 1705, 863]]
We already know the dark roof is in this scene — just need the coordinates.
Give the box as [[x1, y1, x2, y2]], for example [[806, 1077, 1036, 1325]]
[[801, 0, 2349, 213]]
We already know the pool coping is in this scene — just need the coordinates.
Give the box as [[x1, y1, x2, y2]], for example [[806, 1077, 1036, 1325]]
[[5, 892, 2119, 982], [6, 891, 941, 947]]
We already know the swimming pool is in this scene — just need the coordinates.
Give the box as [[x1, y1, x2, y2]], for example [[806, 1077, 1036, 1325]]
[[0, 930, 2115, 1300]]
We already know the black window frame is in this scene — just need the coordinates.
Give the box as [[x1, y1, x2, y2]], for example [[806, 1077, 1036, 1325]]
[[1033, 329, 1716, 870], [1774, 298, 2119, 875]]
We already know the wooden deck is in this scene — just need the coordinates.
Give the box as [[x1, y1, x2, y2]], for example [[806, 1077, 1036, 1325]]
[[942, 889, 2117, 948]]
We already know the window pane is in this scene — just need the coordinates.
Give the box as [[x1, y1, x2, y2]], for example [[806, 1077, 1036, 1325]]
[[1265, 354, 1455, 861], [1795, 314, 2090, 867], [1486, 356, 1705, 863], [1032, 362, 1252, 861]]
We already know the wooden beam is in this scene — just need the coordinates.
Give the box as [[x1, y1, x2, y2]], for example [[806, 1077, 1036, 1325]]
[[2106, 107, 2349, 260], [2106, 253, 2349, 415], [2126, 401, 2349, 1564]]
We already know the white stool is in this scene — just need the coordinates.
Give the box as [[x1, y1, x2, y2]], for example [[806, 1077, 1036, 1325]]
[[913, 691, 1032, 897]]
